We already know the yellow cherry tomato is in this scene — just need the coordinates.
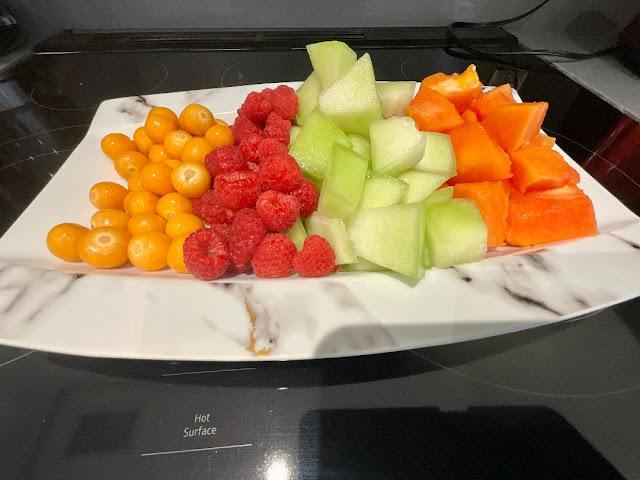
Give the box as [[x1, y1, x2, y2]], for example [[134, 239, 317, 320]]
[[165, 213, 204, 239], [149, 106, 179, 125], [180, 137, 214, 164], [89, 181, 128, 210], [91, 209, 130, 230], [163, 158, 182, 169], [144, 114, 177, 143], [133, 127, 154, 154], [167, 233, 189, 273], [148, 144, 172, 163], [123, 190, 159, 216], [179, 103, 215, 135], [127, 173, 146, 192], [156, 192, 192, 219], [214, 118, 229, 127], [46, 223, 89, 262], [127, 213, 166, 236], [100, 133, 137, 160], [171, 163, 211, 198], [78, 227, 130, 268], [163, 130, 192, 159], [127, 231, 171, 271], [114, 150, 149, 179], [204, 123, 234, 149], [141, 162, 175, 196]]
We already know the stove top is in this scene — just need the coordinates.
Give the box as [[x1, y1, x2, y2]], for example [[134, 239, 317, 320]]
[[1, 30, 639, 479]]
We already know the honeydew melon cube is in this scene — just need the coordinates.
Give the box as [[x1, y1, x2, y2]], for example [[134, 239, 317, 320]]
[[376, 81, 416, 118], [347, 134, 371, 162], [398, 170, 448, 204], [424, 186, 453, 206], [370, 116, 426, 175], [295, 72, 321, 125], [305, 213, 356, 264], [414, 132, 457, 177], [424, 199, 487, 268], [288, 109, 351, 180], [285, 218, 307, 250], [289, 125, 301, 145], [349, 202, 426, 279], [359, 175, 409, 210], [306, 41, 357, 89], [342, 257, 388, 272], [317, 145, 368, 220], [318, 53, 382, 137]]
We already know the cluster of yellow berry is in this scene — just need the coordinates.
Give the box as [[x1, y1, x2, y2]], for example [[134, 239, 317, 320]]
[[46, 103, 233, 273]]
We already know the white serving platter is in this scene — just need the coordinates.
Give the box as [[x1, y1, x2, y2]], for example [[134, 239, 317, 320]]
[[0, 82, 639, 361]]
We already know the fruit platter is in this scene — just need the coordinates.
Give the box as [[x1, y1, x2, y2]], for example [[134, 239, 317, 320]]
[[0, 41, 639, 360]]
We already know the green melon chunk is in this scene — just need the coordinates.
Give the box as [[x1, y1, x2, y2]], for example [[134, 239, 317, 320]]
[[306, 41, 357, 89], [286, 217, 307, 251], [295, 73, 321, 125], [424, 199, 487, 268], [414, 132, 457, 177], [289, 125, 301, 145], [376, 81, 417, 118], [342, 257, 388, 272], [305, 213, 356, 264], [288, 109, 351, 180], [424, 186, 454, 206], [317, 144, 368, 220], [349, 202, 426, 279], [399, 170, 448, 204], [347, 133, 371, 163], [370, 116, 426, 175], [359, 175, 409, 210], [318, 53, 382, 137]]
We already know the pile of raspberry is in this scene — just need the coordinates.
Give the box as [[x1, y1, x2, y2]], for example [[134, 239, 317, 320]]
[[182, 85, 336, 280]]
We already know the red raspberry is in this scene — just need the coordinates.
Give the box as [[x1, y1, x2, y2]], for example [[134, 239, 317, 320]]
[[290, 179, 319, 218], [183, 228, 230, 280], [239, 133, 263, 163], [210, 223, 231, 240], [263, 111, 291, 145], [258, 153, 303, 193], [247, 161, 259, 173], [293, 235, 337, 277], [192, 189, 233, 225], [265, 85, 298, 121], [255, 190, 300, 232], [251, 233, 296, 278], [232, 115, 261, 145], [214, 170, 259, 211], [229, 208, 266, 270], [237, 91, 272, 126], [205, 145, 246, 177], [257, 138, 288, 161]]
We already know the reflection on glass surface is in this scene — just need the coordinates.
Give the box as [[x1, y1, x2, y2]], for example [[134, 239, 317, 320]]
[[265, 453, 291, 480]]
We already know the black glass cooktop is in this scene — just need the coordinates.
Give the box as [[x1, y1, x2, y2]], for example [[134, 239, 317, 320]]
[[0, 30, 639, 479]]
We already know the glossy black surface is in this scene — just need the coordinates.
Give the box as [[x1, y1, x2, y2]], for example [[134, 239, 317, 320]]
[[1, 33, 639, 479]]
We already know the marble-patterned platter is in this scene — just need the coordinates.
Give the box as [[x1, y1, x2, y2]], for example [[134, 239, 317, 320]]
[[0, 82, 639, 361]]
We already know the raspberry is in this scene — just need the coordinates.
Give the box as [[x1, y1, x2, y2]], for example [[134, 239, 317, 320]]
[[255, 190, 300, 232], [257, 138, 288, 162], [237, 91, 272, 126], [192, 189, 233, 225], [214, 170, 259, 211], [290, 179, 319, 218], [183, 228, 230, 280], [258, 153, 303, 193], [263, 112, 291, 145], [247, 161, 259, 173], [210, 222, 231, 240], [229, 208, 266, 270], [265, 85, 298, 121], [232, 115, 261, 145], [239, 133, 263, 163], [205, 145, 246, 177], [293, 235, 336, 277], [251, 233, 296, 278]]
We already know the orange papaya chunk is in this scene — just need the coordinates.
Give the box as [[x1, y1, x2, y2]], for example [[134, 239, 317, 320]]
[[406, 86, 463, 133], [470, 84, 515, 120], [482, 102, 548, 152], [454, 181, 509, 247], [421, 65, 483, 112], [510, 146, 579, 193], [506, 186, 597, 246]]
